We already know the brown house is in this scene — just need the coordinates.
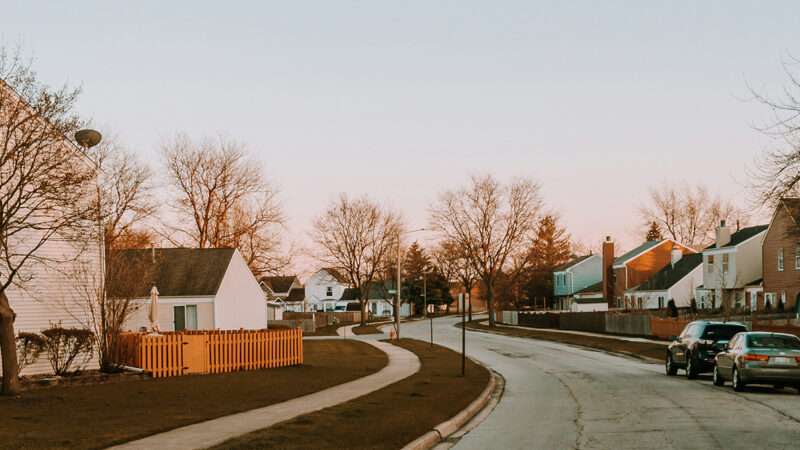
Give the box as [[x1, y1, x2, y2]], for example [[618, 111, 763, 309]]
[[602, 237, 695, 309], [762, 198, 800, 313]]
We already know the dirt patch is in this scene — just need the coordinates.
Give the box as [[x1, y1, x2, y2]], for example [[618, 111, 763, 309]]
[[352, 324, 382, 335], [0, 340, 387, 450], [211, 339, 491, 450], [466, 321, 666, 362]]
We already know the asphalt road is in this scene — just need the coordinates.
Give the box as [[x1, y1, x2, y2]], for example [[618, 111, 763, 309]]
[[401, 315, 800, 450]]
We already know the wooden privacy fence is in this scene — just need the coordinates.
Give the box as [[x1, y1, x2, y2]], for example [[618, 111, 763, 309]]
[[115, 329, 303, 378]]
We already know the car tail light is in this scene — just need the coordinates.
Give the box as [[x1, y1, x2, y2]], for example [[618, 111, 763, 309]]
[[743, 354, 769, 362], [796, 357, 800, 363]]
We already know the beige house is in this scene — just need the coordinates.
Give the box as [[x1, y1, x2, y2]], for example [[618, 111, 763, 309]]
[[124, 248, 267, 331]]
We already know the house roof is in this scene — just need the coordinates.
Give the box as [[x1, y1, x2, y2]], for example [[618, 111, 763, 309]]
[[613, 240, 664, 266], [633, 253, 703, 292], [117, 248, 235, 297], [260, 275, 298, 293], [553, 255, 594, 272], [575, 281, 603, 295], [782, 198, 800, 224], [286, 287, 305, 303], [321, 267, 350, 284], [340, 282, 392, 301], [704, 225, 768, 250]]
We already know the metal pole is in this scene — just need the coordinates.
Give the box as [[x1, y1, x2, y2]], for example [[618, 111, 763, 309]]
[[423, 272, 427, 318], [430, 315, 434, 347], [396, 236, 401, 340], [461, 293, 466, 377]]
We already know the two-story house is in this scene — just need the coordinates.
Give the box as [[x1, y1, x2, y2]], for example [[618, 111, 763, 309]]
[[305, 268, 351, 312], [762, 198, 800, 313], [260, 275, 305, 313], [627, 250, 703, 309], [695, 222, 767, 311], [552, 254, 602, 310]]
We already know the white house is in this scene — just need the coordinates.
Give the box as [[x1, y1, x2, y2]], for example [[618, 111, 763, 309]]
[[695, 222, 768, 311], [124, 248, 266, 331], [626, 250, 704, 310], [305, 268, 350, 312], [339, 282, 414, 318], [260, 275, 305, 313]]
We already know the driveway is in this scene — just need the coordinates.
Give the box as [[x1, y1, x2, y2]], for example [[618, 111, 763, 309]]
[[401, 315, 800, 450]]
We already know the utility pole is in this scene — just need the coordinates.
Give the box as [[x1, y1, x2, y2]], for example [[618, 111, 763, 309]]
[[423, 272, 427, 318], [396, 235, 402, 340]]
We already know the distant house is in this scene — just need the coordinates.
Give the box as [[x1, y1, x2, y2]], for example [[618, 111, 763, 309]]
[[123, 248, 267, 331], [552, 254, 602, 310], [626, 251, 704, 309], [696, 222, 767, 311], [571, 281, 607, 312], [339, 282, 413, 318], [305, 268, 350, 312], [604, 238, 696, 309], [260, 275, 305, 313], [762, 198, 800, 313]]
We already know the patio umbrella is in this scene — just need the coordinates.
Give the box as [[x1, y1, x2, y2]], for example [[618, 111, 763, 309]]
[[149, 285, 160, 333]]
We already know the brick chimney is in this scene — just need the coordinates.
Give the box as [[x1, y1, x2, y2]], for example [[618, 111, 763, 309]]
[[602, 236, 615, 307], [715, 220, 731, 249]]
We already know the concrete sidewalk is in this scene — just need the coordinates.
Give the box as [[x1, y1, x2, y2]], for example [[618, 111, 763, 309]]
[[482, 321, 668, 346], [109, 338, 420, 450]]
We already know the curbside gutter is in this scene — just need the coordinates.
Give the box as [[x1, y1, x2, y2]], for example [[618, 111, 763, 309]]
[[401, 367, 504, 450]]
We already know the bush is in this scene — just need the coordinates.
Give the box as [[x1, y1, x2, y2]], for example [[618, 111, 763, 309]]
[[41, 326, 95, 376], [16, 332, 45, 372]]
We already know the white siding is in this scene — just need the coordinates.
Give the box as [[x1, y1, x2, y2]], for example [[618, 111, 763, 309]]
[[4, 230, 102, 375], [214, 249, 267, 329], [125, 297, 214, 331], [305, 269, 350, 311]]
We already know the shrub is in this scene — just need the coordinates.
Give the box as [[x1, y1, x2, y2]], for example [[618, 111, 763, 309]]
[[41, 326, 95, 375], [16, 332, 45, 372]]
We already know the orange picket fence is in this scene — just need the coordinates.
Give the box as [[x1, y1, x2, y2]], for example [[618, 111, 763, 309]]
[[115, 329, 303, 378]]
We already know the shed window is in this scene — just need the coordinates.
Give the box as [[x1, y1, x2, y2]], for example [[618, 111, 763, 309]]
[[174, 305, 198, 331]]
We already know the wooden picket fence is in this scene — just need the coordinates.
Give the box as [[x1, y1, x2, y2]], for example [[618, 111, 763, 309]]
[[115, 329, 303, 378]]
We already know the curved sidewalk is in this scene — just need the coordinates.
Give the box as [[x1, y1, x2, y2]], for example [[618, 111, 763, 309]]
[[109, 337, 420, 450]]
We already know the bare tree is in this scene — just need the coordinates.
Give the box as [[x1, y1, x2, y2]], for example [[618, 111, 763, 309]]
[[311, 194, 403, 327], [639, 183, 746, 249], [0, 48, 97, 394], [431, 239, 478, 319], [162, 134, 288, 276], [430, 175, 541, 326]]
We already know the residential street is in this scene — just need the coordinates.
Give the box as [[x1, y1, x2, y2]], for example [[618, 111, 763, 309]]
[[402, 315, 800, 450]]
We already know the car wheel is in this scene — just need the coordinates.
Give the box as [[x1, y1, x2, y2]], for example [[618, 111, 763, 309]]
[[713, 365, 724, 386], [732, 366, 746, 392], [685, 352, 698, 379], [665, 352, 678, 376]]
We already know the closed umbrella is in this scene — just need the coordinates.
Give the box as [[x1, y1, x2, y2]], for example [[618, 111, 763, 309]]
[[149, 285, 160, 333]]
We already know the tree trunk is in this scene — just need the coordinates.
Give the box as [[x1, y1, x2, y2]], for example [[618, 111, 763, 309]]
[[0, 291, 21, 395], [486, 281, 496, 327], [360, 299, 367, 327]]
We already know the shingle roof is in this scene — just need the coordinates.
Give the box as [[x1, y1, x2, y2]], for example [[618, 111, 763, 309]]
[[575, 281, 603, 295], [614, 240, 664, 266], [704, 225, 768, 250], [634, 253, 703, 292], [553, 255, 594, 272], [322, 268, 350, 284], [782, 198, 800, 224], [260, 275, 297, 293], [117, 248, 235, 297], [286, 287, 305, 303], [339, 282, 392, 301]]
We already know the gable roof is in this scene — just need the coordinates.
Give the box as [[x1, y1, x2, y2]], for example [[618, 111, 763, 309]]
[[782, 198, 800, 225], [339, 282, 392, 301], [633, 253, 703, 292], [553, 254, 595, 272], [260, 275, 298, 293], [704, 225, 768, 250], [320, 267, 350, 284], [575, 281, 602, 295], [286, 287, 305, 303], [117, 248, 235, 297], [613, 240, 664, 266]]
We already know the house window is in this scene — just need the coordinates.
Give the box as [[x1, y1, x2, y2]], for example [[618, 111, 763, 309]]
[[778, 248, 785, 272], [734, 291, 742, 309], [326, 286, 333, 297], [781, 290, 787, 307], [658, 296, 665, 309], [707, 255, 714, 272], [795, 244, 800, 270], [750, 291, 758, 311], [174, 305, 198, 331], [722, 254, 729, 273], [765, 292, 776, 309]]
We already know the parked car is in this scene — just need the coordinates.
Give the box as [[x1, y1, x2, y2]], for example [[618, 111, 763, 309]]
[[665, 320, 748, 379], [713, 332, 800, 392]]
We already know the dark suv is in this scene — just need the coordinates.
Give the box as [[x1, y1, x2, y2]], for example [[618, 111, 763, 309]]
[[665, 320, 748, 379]]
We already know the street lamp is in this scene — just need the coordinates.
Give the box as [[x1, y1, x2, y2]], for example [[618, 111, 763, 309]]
[[395, 227, 426, 340]]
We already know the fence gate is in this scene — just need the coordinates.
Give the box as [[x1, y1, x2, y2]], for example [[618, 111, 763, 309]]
[[182, 335, 208, 374]]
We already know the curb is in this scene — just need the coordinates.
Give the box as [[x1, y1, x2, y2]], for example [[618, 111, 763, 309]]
[[401, 367, 502, 450]]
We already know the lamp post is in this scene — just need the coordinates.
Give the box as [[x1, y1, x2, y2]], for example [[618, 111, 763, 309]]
[[395, 228, 425, 340]]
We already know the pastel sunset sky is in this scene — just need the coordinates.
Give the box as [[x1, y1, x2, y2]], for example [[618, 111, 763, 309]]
[[4, 1, 800, 272]]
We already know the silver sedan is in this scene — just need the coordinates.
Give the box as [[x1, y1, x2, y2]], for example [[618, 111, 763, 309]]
[[713, 331, 800, 392]]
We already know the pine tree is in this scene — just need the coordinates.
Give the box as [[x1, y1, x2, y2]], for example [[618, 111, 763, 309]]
[[402, 241, 432, 312], [521, 215, 572, 308], [645, 221, 664, 241]]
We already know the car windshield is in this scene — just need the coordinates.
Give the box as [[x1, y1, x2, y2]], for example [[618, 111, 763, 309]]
[[747, 334, 800, 349], [701, 325, 746, 340]]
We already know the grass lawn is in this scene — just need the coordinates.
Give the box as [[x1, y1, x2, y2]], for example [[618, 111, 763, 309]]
[[0, 340, 387, 450], [211, 339, 491, 450], [465, 321, 666, 361], [351, 324, 383, 335]]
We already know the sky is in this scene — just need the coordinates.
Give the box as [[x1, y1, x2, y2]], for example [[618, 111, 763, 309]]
[[3, 1, 800, 273]]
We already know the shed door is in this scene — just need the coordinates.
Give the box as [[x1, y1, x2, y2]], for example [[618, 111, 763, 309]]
[[182, 335, 208, 374]]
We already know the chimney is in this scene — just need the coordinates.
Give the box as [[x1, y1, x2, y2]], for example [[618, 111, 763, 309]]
[[670, 245, 682, 268], [715, 220, 731, 249], [602, 236, 615, 307]]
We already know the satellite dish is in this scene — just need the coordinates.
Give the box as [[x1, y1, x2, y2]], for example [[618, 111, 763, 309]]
[[74, 129, 102, 148]]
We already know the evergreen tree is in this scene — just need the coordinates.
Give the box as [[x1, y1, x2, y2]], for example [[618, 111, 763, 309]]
[[521, 215, 572, 308], [402, 241, 433, 313], [645, 220, 664, 241]]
